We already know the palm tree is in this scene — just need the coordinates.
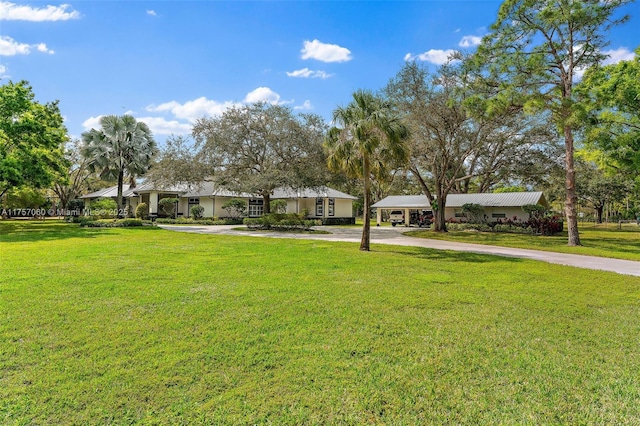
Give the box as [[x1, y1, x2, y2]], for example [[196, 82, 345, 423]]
[[325, 90, 409, 251], [81, 115, 157, 216]]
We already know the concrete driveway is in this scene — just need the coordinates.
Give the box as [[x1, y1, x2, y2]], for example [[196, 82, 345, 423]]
[[158, 224, 640, 277]]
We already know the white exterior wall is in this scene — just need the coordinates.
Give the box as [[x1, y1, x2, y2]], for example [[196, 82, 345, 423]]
[[334, 199, 353, 218], [199, 198, 214, 218], [445, 206, 529, 222], [149, 192, 159, 214]]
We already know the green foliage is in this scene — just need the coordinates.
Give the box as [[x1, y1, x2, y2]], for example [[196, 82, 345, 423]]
[[461, 203, 485, 224], [3, 186, 47, 209], [0, 80, 69, 198], [155, 217, 242, 225], [158, 197, 178, 218], [522, 204, 547, 217], [244, 213, 320, 231], [222, 198, 247, 218], [325, 89, 409, 250], [81, 115, 157, 214], [135, 202, 149, 219], [80, 218, 144, 227], [576, 47, 640, 173], [190, 204, 205, 219], [270, 199, 288, 214], [90, 198, 117, 218], [192, 103, 329, 214]]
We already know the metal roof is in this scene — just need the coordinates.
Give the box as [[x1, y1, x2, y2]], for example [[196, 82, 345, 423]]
[[80, 185, 136, 199], [83, 183, 356, 200], [372, 192, 546, 209]]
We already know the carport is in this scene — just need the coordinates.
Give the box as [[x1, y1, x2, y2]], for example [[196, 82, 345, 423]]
[[371, 195, 432, 226]]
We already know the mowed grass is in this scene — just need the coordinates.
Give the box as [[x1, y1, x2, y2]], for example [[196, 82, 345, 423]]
[[406, 222, 640, 261], [1, 221, 639, 424]]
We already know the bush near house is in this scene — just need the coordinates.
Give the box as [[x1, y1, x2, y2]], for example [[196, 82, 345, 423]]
[[190, 205, 205, 219], [244, 213, 320, 231], [135, 202, 149, 219], [79, 218, 145, 227], [154, 217, 243, 225], [446, 205, 563, 236], [158, 197, 178, 218]]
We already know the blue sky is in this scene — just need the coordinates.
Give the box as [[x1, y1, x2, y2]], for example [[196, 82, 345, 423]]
[[1, 1, 638, 144]]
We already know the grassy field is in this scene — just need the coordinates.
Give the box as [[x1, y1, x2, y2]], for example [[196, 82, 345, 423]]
[[404, 222, 640, 261], [1, 221, 640, 424]]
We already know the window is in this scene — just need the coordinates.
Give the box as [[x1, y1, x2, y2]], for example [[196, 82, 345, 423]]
[[492, 213, 506, 218], [315, 198, 324, 217], [328, 198, 335, 216], [188, 197, 199, 205], [454, 210, 465, 218], [248, 199, 263, 217]]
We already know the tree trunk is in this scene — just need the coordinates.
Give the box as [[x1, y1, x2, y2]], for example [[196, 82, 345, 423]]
[[595, 204, 604, 224], [117, 168, 124, 218], [434, 195, 448, 232], [263, 192, 271, 215], [360, 156, 371, 251], [563, 125, 581, 246]]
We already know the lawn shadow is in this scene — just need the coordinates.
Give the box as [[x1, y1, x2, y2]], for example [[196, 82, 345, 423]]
[[376, 244, 525, 266], [0, 220, 161, 243]]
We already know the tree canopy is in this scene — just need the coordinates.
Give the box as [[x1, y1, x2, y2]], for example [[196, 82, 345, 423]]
[[81, 115, 157, 215], [0, 80, 68, 199], [472, 0, 632, 245], [325, 89, 408, 251], [192, 102, 329, 214], [577, 46, 640, 175]]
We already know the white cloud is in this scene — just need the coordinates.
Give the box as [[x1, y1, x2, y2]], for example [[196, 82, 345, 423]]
[[134, 116, 192, 135], [244, 87, 287, 104], [146, 10, 157, 16], [459, 35, 482, 48], [294, 100, 313, 110], [82, 114, 191, 136], [0, 1, 80, 21], [301, 39, 352, 63], [286, 67, 333, 79], [0, 36, 30, 55], [82, 115, 103, 130], [0, 64, 9, 78], [454, 28, 461, 33], [147, 97, 239, 122], [404, 49, 458, 65], [36, 43, 54, 54], [602, 47, 635, 65]]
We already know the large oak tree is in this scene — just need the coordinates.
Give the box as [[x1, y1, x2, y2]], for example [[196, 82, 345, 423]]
[[192, 102, 329, 214]]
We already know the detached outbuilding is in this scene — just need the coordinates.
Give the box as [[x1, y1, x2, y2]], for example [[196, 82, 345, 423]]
[[372, 192, 548, 226]]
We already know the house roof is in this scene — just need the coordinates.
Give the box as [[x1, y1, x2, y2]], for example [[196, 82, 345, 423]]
[[82, 182, 356, 200], [272, 187, 357, 200], [371, 195, 431, 209], [446, 192, 547, 208], [371, 192, 547, 209], [80, 185, 136, 199]]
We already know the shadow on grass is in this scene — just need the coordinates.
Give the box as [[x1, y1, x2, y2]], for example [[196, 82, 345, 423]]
[[375, 244, 524, 266], [0, 220, 161, 243]]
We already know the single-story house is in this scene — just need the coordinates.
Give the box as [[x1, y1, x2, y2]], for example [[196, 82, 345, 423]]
[[371, 192, 548, 226], [81, 182, 357, 224]]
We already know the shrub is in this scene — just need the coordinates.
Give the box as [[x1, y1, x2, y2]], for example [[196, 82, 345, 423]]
[[190, 205, 205, 219], [90, 198, 117, 218], [243, 213, 320, 231], [222, 198, 247, 218], [270, 199, 288, 214], [461, 203, 486, 224], [80, 218, 144, 228], [158, 198, 178, 218], [135, 202, 149, 219]]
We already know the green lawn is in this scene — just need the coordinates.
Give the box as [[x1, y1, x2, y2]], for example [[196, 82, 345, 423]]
[[1, 221, 639, 424], [405, 222, 640, 261]]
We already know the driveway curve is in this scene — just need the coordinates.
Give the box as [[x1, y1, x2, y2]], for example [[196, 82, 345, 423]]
[[158, 224, 640, 277]]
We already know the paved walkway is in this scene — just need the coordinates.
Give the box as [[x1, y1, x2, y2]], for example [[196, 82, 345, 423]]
[[159, 224, 640, 277]]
